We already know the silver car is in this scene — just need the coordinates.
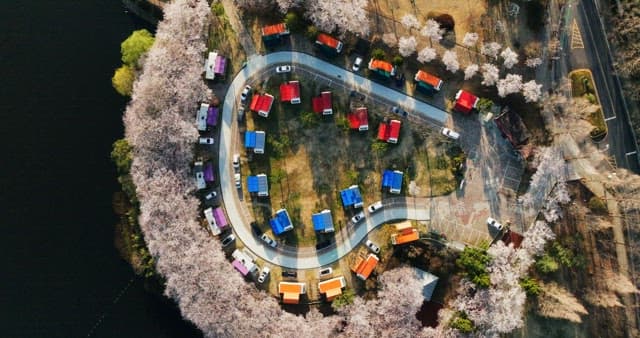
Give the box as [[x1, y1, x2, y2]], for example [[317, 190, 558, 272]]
[[365, 239, 380, 254], [351, 211, 365, 224], [276, 65, 291, 73], [257, 266, 271, 283]]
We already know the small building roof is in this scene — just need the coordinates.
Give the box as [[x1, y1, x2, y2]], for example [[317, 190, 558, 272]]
[[270, 208, 293, 235], [318, 276, 346, 301], [279, 282, 307, 304], [382, 170, 403, 194], [414, 70, 443, 91], [368, 59, 396, 76], [454, 90, 479, 114], [203, 162, 214, 182], [348, 107, 369, 131], [247, 174, 269, 196], [315, 33, 343, 53], [231, 249, 257, 276], [377, 119, 401, 143], [245, 131, 266, 154], [391, 228, 419, 245], [262, 23, 289, 37], [340, 185, 363, 208], [280, 81, 301, 104], [413, 268, 439, 301], [204, 51, 217, 80], [501, 230, 525, 249], [204, 207, 220, 235], [312, 209, 334, 233], [353, 254, 379, 280], [196, 103, 209, 131], [194, 161, 206, 190], [312, 91, 333, 115], [249, 93, 275, 117]]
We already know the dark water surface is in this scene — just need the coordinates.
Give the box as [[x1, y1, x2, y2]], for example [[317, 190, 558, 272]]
[[0, 1, 200, 337]]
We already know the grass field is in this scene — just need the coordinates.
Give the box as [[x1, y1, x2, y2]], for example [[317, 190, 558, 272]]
[[569, 69, 607, 141]]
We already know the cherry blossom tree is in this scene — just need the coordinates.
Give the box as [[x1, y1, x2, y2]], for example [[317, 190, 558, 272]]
[[462, 32, 479, 47], [442, 50, 459, 73], [481, 42, 502, 59], [497, 73, 523, 97], [522, 80, 543, 103], [481, 63, 500, 86], [398, 36, 417, 57], [420, 19, 444, 44], [417, 47, 437, 63], [382, 32, 397, 47], [305, 0, 370, 36], [275, 0, 303, 12], [401, 13, 421, 30], [525, 57, 543, 68], [464, 63, 479, 80], [501, 47, 519, 69]]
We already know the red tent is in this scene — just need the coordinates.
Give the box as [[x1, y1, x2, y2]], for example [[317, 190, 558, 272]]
[[454, 90, 479, 114], [280, 81, 301, 104], [378, 119, 401, 143], [312, 91, 333, 115], [348, 107, 368, 131], [250, 93, 275, 117]]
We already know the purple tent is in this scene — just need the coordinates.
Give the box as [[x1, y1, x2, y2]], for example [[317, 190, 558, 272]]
[[213, 207, 228, 229], [207, 106, 219, 126], [214, 55, 226, 75], [232, 260, 249, 276], [204, 162, 214, 182]]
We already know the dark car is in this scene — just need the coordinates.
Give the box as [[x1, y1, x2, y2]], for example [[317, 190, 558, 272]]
[[315, 240, 332, 250], [281, 270, 297, 278], [251, 222, 262, 237]]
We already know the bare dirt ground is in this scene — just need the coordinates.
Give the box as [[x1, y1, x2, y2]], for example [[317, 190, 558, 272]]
[[512, 181, 638, 338]]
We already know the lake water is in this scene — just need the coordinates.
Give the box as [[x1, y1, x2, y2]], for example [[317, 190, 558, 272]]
[[0, 1, 200, 336]]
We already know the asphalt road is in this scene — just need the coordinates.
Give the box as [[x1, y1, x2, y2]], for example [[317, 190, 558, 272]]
[[218, 52, 447, 269], [576, 0, 640, 172]]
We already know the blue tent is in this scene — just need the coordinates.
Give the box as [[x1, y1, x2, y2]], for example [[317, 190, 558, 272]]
[[247, 176, 259, 193], [340, 185, 363, 208], [270, 209, 293, 235], [382, 170, 403, 194], [245, 131, 257, 148], [312, 210, 334, 233]]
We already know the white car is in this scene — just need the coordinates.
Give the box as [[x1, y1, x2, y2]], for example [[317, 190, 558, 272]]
[[234, 173, 241, 188], [240, 85, 251, 104], [365, 239, 380, 254], [257, 266, 271, 283], [487, 217, 504, 231], [199, 137, 214, 145], [441, 128, 460, 140], [351, 211, 365, 224], [221, 234, 235, 247], [318, 267, 333, 278], [367, 201, 383, 214], [204, 190, 217, 201], [232, 154, 240, 169], [352, 57, 363, 72], [260, 233, 278, 248], [276, 65, 291, 73]]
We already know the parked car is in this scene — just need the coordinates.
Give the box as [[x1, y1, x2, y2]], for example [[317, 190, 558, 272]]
[[365, 239, 380, 254], [257, 266, 271, 283], [318, 267, 333, 278], [240, 85, 251, 104], [234, 173, 241, 188], [199, 137, 214, 145], [441, 128, 460, 140], [487, 217, 504, 231], [232, 154, 240, 169], [260, 233, 278, 248], [352, 56, 363, 72], [367, 201, 383, 214], [237, 106, 245, 123], [276, 65, 291, 73], [251, 222, 263, 237], [204, 190, 217, 201], [282, 270, 297, 278], [351, 211, 365, 224], [221, 234, 235, 247]]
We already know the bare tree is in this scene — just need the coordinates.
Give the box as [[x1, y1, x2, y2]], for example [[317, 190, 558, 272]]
[[382, 32, 398, 47]]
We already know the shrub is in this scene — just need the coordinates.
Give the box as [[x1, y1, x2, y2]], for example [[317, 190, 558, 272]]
[[535, 253, 559, 274], [435, 13, 455, 31], [331, 288, 355, 310], [584, 93, 597, 104], [456, 246, 491, 288], [305, 25, 318, 40], [392, 55, 404, 66], [300, 111, 319, 128], [284, 12, 303, 32], [335, 116, 350, 131], [520, 277, 541, 296], [112, 65, 135, 96], [476, 98, 493, 114], [212, 2, 224, 16], [371, 48, 386, 60], [450, 312, 474, 333], [588, 196, 608, 214]]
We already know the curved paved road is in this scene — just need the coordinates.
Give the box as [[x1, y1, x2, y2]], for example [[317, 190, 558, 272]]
[[219, 52, 448, 269]]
